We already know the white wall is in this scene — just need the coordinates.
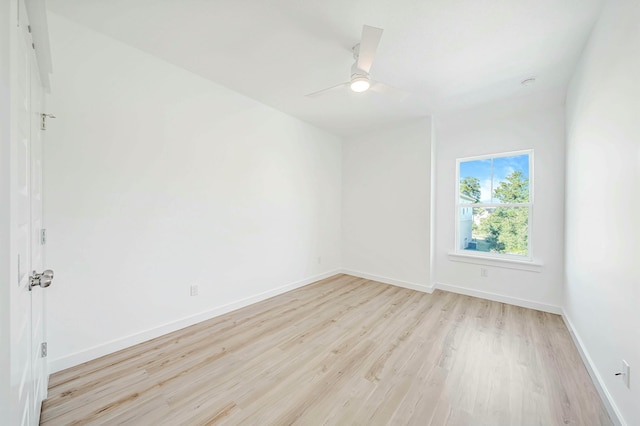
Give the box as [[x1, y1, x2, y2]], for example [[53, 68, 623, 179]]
[[434, 92, 566, 312], [342, 118, 432, 291], [45, 14, 342, 371], [565, 0, 640, 423], [0, 0, 12, 419]]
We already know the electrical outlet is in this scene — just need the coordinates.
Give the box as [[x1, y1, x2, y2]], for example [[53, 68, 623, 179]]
[[622, 360, 630, 388], [190, 285, 199, 297], [480, 268, 488, 278]]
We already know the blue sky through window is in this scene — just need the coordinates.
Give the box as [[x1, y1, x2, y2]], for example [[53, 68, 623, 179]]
[[460, 154, 529, 203]]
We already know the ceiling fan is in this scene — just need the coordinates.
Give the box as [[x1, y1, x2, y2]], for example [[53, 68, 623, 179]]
[[306, 25, 408, 100]]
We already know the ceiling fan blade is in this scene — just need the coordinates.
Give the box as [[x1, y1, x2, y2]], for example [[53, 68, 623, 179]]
[[305, 82, 349, 98], [370, 81, 410, 102], [356, 25, 383, 73]]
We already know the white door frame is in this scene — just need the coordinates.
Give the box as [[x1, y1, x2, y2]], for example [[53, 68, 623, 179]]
[[1, 0, 15, 421]]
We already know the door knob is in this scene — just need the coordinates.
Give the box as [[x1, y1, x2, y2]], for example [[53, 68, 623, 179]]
[[30, 269, 54, 291]]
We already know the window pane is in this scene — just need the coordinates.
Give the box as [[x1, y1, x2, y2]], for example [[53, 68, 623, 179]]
[[491, 154, 530, 203], [459, 207, 528, 256], [459, 159, 490, 203]]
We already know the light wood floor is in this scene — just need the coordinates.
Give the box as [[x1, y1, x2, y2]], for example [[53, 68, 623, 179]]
[[41, 274, 611, 425]]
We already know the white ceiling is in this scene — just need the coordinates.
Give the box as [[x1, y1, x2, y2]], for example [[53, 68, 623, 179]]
[[47, 0, 603, 136]]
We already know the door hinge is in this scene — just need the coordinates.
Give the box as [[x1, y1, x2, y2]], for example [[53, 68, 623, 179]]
[[41, 342, 47, 358], [41, 113, 56, 130], [41, 228, 47, 245]]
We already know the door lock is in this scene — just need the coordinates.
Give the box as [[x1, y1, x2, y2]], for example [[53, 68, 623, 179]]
[[29, 269, 54, 291]]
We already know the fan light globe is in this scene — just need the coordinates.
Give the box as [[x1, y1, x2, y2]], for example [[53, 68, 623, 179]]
[[350, 77, 370, 93]]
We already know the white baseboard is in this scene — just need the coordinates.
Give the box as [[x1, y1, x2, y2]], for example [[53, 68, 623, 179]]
[[561, 310, 625, 426], [341, 269, 434, 294], [434, 281, 562, 314], [48, 269, 341, 373]]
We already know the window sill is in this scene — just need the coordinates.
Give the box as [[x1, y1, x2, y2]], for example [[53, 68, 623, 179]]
[[447, 252, 543, 272]]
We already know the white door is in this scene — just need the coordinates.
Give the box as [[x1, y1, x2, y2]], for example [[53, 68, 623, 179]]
[[11, 0, 49, 424]]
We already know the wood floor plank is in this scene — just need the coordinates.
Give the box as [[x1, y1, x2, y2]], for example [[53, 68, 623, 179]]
[[41, 274, 612, 425]]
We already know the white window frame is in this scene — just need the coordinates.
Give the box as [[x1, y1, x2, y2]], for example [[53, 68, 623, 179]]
[[454, 149, 534, 262]]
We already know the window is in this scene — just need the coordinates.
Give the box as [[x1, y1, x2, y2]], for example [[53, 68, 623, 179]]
[[456, 150, 533, 260]]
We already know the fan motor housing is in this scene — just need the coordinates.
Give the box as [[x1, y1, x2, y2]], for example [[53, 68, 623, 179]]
[[350, 62, 369, 80]]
